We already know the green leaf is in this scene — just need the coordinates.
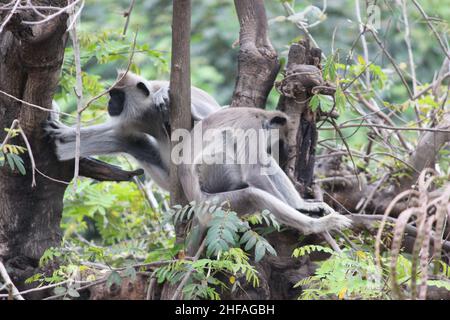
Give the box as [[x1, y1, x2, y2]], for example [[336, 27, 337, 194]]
[[124, 267, 137, 282], [6, 153, 14, 171], [310, 95, 320, 111], [10, 153, 26, 175], [254, 241, 266, 262], [53, 286, 67, 295], [106, 271, 122, 289], [244, 234, 257, 251], [67, 288, 80, 298], [323, 54, 337, 81]]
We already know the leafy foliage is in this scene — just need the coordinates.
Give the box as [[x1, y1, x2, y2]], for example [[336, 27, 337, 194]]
[[169, 202, 278, 262], [293, 231, 450, 300], [0, 128, 26, 175], [12, 0, 448, 301], [154, 248, 259, 300]]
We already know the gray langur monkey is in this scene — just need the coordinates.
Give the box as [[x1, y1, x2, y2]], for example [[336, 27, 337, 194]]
[[178, 107, 352, 237], [46, 71, 350, 237], [45, 71, 220, 190]]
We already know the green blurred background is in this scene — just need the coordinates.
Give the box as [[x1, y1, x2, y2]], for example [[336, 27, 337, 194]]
[[56, 0, 450, 110]]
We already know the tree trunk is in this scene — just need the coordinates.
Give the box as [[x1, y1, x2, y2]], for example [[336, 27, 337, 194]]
[[169, 0, 192, 207], [231, 0, 280, 109], [225, 2, 327, 300], [161, 0, 192, 300], [0, 8, 70, 276], [276, 40, 323, 196], [0, 4, 145, 296]]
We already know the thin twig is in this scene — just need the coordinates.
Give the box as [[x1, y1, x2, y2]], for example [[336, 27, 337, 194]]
[[322, 231, 342, 254], [0, 0, 19, 34], [358, 173, 389, 213], [411, 0, 450, 60], [122, 0, 136, 37], [355, 0, 370, 88], [282, 1, 326, 59], [66, 0, 84, 32], [16, 122, 37, 187], [319, 123, 450, 133], [0, 261, 25, 300], [68, 0, 84, 190], [21, 0, 82, 25], [78, 30, 138, 114], [401, 0, 421, 125], [171, 238, 207, 300], [369, 29, 413, 99], [0, 89, 75, 118]]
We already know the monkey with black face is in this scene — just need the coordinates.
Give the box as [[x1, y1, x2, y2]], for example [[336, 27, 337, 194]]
[[178, 107, 352, 237], [45, 71, 220, 190], [46, 71, 350, 236]]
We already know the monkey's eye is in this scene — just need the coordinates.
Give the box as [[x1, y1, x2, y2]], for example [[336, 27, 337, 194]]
[[264, 116, 287, 130], [270, 116, 287, 126], [137, 82, 150, 97]]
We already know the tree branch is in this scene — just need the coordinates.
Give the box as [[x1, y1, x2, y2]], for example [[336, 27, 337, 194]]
[[78, 158, 144, 182], [231, 0, 279, 109]]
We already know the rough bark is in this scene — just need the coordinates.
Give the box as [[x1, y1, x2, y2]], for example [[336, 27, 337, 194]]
[[231, 0, 280, 109], [162, 0, 192, 300], [169, 0, 191, 207], [319, 112, 450, 215], [0, 3, 144, 294], [0, 8, 71, 268], [276, 40, 323, 195], [225, 3, 325, 300], [408, 113, 450, 180]]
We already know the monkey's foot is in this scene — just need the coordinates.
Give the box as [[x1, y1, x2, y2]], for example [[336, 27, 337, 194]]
[[298, 201, 335, 217], [312, 212, 352, 234]]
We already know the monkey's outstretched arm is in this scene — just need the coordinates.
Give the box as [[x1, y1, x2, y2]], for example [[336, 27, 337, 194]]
[[200, 187, 351, 235], [44, 120, 164, 165], [45, 119, 169, 187], [262, 161, 337, 216], [44, 121, 123, 160]]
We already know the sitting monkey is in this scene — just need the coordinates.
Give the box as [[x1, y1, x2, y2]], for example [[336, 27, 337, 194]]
[[46, 72, 350, 236], [178, 107, 352, 236]]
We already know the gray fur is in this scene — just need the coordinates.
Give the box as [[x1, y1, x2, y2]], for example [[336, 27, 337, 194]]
[[45, 71, 220, 190], [179, 107, 352, 237]]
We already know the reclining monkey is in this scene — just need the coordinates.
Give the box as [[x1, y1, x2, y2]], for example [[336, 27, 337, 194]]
[[45, 71, 220, 190], [46, 71, 351, 236]]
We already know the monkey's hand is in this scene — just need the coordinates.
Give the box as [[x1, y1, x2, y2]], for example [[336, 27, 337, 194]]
[[152, 86, 170, 125], [43, 119, 75, 143], [43, 120, 78, 161], [153, 87, 169, 112]]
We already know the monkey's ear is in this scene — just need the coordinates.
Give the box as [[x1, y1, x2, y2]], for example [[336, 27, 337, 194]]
[[269, 116, 287, 127], [137, 82, 150, 97]]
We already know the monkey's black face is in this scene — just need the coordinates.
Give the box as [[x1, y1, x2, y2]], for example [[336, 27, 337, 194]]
[[108, 89, 125, 116]]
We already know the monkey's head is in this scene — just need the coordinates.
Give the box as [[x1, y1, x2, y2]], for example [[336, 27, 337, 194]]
[[261, 111, 289, 161], [107, 70, 156, 121]]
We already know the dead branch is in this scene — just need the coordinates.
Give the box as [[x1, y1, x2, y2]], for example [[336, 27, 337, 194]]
[[171, 238, 206, 300], [408, 113, 450, 174], [0, 261, 24, 300], [78, 158, 143, 182], [350, 214, 450, 252]]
